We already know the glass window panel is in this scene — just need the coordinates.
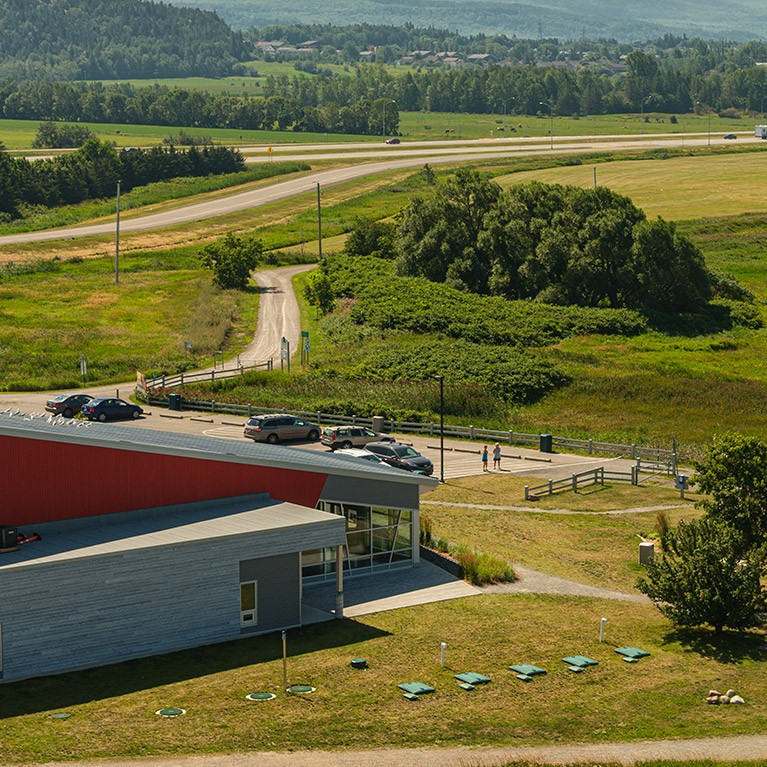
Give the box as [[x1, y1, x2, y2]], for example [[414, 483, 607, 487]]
[[344, 504, 371, 531], [302, 549, 322, 566], [372, 507, 400, 527], [372, 553, 392, 569], [390, 549, 412, 563], [240, 582, 256, 611], [347, 530, 370, 556], [348, 556, 371, 570], [302, 563, 323, 577], [372, 526, 396, 553], [395, 521, 412, 549]]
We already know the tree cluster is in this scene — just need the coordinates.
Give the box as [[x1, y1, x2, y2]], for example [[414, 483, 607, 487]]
[[0, 81, 400, 138], [638, 434, 767, 635], [0, 139, 244, 217], [0, 0, 248, 80], [392, 171, 711, 314], [32, 122, 95, 149], [200, 232, 263, 290]]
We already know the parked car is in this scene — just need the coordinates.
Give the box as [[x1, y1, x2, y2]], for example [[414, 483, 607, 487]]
[[81, 397, 143, 422], [333, 448, 388, 465], [385, 137, 401, 144], [723, 133, 737, 139], [321, 425, 395, 450], [45, 393, 93, 418], [364, 441, 434, 475], [243, 414, 321, 444]]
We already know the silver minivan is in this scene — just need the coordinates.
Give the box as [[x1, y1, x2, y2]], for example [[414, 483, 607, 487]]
[[243, 414, 321, 444]]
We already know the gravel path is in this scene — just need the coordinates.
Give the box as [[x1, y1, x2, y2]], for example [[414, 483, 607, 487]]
[[423, 500, 687, 516], [14, 734, 767, 767]]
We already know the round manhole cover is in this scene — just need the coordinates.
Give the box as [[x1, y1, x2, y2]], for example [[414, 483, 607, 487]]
[[286, 684, 315, 694], [155, 707, 186, 717], [246, 692, 276, 701]]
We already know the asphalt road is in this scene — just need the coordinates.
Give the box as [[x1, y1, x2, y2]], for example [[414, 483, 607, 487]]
[[0, 133, 758, 246]]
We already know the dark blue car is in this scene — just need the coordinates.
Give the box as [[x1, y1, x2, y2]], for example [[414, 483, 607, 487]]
[[81, 397, 143, 422]]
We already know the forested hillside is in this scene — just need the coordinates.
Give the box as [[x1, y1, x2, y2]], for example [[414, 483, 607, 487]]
[[0, 0, 249, 79], [172, 0, 767, 41]]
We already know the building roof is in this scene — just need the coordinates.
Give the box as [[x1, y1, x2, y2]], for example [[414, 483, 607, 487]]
[[0, 411, 437, 488], [0, 496, 346, 571]]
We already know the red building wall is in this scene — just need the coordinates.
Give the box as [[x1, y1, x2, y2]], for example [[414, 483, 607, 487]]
[[1, 434, 328, 526]]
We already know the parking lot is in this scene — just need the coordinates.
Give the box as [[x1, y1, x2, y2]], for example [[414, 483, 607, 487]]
[[100, 406, 643, 482]]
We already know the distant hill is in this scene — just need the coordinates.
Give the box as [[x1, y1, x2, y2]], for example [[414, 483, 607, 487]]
[[0, 0, 249, 79], [169, 0, 767, 41]]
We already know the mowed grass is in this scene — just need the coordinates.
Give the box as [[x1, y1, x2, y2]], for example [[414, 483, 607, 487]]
[[422, 475, 704, 591], [1, 594, 766, 763]]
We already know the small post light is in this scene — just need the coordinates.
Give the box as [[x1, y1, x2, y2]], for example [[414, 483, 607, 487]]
[[440, 641, 447, 668], [599, 617, 608, 643], [282, 630, 288, 691]]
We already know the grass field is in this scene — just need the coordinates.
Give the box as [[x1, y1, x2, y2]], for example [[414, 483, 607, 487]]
[[1, 592, 766, 762], [0, 251, 259, 390], [495, 150, 767, 221], [0, 112, 753, 151], [424, 476, 702, 591]]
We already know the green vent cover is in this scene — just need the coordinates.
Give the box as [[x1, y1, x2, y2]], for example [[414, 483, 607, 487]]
[[155, 707, 185, 717], [287, 684, 315, 694], [246, 692, 276, 701]]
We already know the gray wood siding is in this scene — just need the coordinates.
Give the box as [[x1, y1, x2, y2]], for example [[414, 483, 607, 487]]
[[0, 521, 342, 682]]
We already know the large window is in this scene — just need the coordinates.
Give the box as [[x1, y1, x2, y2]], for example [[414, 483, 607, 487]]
[[304, 501, 413, 581]]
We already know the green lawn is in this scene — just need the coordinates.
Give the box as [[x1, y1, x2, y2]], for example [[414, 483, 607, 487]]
[[0, 594, 765, 763]]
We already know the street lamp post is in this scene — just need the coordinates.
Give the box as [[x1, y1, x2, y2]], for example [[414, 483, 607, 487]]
[[433, 374, 444, 483], [382, 99, 396, 140], [539, 100, 553, 149]]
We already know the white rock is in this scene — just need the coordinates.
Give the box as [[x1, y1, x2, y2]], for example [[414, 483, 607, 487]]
[[729, 695, 745, 704], [726, 689, 737, 698]]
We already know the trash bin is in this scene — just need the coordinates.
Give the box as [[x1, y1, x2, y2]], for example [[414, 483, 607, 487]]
[[372, 415, 385, 433], [168, 393, 181, 411], [539, 433, 553, 453]]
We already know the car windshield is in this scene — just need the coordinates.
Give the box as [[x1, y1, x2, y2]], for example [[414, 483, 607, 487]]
[[247, 418, 262, 426], [393, 446, 419, 458]]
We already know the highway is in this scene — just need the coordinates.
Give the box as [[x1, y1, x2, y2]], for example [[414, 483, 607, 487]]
[[0, 132, 758, 246]]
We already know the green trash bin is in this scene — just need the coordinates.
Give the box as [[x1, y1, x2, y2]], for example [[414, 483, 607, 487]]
[[539, 433, 553, 453], [168, 393, 181, 411]]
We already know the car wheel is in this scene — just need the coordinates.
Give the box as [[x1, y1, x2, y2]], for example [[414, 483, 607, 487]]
[[266, 433, 279, 444], [62, 408, 73, 418], [131, 410, 140, 419], [308, 429, 320, 440], [340, 440, 352, 449], [97, 413, 107, 422]]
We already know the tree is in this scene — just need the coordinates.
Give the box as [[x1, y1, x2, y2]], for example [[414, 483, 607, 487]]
[[693, 434, 767, 547], [343, 217, 395, 259], [637, 516, 767, 635], [303, 270, 335, 315], [395, 168, 500, 292], [199, 233, 263, 290]]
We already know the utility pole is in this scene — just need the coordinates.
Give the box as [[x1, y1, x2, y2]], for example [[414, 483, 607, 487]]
[[115, 180, 121, 285], [317, 182, 322, 260]]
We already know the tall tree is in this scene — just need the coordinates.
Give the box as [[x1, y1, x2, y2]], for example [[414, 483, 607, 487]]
[[637, 516, 767, 635]]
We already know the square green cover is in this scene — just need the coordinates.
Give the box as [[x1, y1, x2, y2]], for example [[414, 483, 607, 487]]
[[398, 682, 435, 695], [509, 664, 546, 676], [562, 655, 598, 667], [454, 672, 491, 685], [614, 646, 650, 659]]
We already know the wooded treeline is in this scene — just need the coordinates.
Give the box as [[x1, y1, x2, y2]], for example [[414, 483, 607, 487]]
[[0, 140, 244, 216], [0, 0, 248, 80]]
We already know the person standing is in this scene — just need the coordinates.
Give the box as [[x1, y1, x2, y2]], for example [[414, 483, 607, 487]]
[[493, 443, 501, 471], [481, 445, 489, 472]]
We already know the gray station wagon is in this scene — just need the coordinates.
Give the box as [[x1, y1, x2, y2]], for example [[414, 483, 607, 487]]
[[243, 414, 321, 444], [321, 425, 395, 450]]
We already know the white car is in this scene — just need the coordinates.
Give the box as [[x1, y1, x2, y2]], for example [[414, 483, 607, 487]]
[[333, 448, 387, 464]]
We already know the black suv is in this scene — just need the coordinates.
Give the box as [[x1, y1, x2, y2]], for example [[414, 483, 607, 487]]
[[243, 414, 321, 444], [364, 442, 434, 475]]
